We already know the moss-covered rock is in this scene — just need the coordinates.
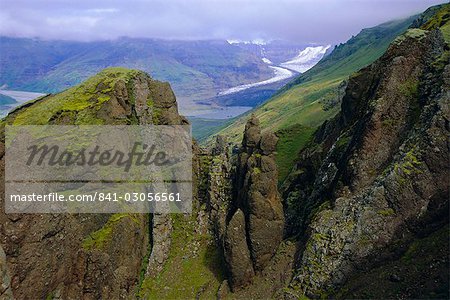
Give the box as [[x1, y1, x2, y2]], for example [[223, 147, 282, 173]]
[[284, 7, 449, 297], [0, 67, 186, 299]]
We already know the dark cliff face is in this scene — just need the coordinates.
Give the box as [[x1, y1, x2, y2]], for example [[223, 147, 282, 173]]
[[282, 11, 449, 297], [0, 68, 186, 299]]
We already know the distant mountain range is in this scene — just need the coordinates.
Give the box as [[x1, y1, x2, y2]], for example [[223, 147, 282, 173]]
[[0, 37, 328, 116]]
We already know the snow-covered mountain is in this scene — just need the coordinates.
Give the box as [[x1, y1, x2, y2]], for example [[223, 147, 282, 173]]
[[280, 45, 331, 73], [227, 39, 267, 45], [216, 43, 331, 97]]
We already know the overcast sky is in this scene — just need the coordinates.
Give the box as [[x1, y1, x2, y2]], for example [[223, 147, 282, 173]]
[[0, 0, 446, 44]]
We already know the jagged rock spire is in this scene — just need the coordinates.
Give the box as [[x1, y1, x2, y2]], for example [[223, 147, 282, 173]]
[[224, 115, 285, 291]]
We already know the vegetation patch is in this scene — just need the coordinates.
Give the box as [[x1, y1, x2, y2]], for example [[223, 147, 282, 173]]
[[381, 118, 397, 127], [152, 107, 162, 124], [398, 78, 419, 100], [252, 166, 261, 175], [394, 146, 423, 185], [335, 133, 352, 150], [307, 200, 332, 223], [377, 208, 395, 217], [432, 51, 450, 71], [10, 68, 140, 125], [420, 4, 450, 32], [276, 124, 315, 183], [440, 22, 450, 43], [393, 29, 427, 45], [82, 213, 140, 250], [139, 213, 225, 299]]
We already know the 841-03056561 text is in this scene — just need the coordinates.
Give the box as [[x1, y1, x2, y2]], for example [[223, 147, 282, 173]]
[[9, 192, 182, 202], [5, 125, 192, 213]]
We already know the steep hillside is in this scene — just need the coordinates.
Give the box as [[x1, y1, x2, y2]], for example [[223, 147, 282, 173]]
[[282, 5, 449, 297], [214, 15, 416, 181], [202, 6, 448, 296], [282, 16, 418, 88]]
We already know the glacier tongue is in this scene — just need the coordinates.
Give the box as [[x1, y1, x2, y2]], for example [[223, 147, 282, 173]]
[[218, 66, 293, 96], [280, 45, 330, 73], [216, 44, 330, 97], [262, 57, 273, 64]]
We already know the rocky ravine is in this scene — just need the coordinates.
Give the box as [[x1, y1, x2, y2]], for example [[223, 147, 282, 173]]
[[0, 4, 449, 299]]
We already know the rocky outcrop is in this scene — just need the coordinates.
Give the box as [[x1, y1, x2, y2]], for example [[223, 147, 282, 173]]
[[217, 279, 231, 299], [224, 209, 254, 289], [207, 136, 233, 241], [320, 79, 348, 111], [145, 214, 172, 277], [223, 115, 285, 290], [0, 68, 185, 299], [236, 116, 285, 271], [0, 246, 12, 300], [283, 17, 449, 297]]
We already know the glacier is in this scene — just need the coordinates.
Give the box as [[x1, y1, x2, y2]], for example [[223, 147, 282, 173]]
[[218, 66, 293, 96], [217, 44, 330, 97], [262, 57, 273, 64], [280, 45, 331, 73]]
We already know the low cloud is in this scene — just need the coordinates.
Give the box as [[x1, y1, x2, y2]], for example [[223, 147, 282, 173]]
[[0, 0, 446, 43]]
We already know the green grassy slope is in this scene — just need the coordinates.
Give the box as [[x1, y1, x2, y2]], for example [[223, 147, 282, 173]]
[[189, 117, 234, 142], [214, 15, 416, 182], [276, 124, 316, 182], [139, 214, 226, 299], [419, 4, 450, 43], [282, 17, 418, 89]]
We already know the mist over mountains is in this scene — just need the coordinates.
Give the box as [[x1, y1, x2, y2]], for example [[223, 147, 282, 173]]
[[1, 0, 442, 43]]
